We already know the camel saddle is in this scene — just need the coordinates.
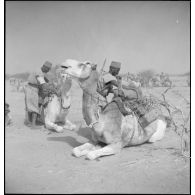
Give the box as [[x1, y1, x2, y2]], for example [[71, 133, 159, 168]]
[[110, 96, 162, 129]]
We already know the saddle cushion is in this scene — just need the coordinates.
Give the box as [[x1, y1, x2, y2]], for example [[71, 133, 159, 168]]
[[125, 97, 163, 128], [110, 96, 163, 129]]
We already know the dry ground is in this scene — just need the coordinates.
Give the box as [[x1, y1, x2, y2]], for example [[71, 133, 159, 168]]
[[5, 80, 190, 194]]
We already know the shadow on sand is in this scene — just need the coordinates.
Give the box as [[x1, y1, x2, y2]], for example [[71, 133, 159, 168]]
[[76, 126, 92, 140], [47, 126, 92, 148], [47, 136, 83, 148]]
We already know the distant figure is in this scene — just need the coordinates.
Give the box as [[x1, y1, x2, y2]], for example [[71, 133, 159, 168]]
[[9, 78, 16, 86], [5, 102, 12, 126], [159, 72, 172, 87], [160, 72, 165, 81]]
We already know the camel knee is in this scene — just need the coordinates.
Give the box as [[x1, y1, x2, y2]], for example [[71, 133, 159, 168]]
[[72, 148, 91, 157], [86, 142, 122, 160], [45, 118, 63, 132], [44, 118, 52, 129], [148, 119, 167, 142], [65, 119, 76, 130], [75, 143, 95, 151], [72, 143, 95, 157]]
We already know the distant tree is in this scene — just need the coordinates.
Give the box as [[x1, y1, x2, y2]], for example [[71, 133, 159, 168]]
[[9, 72, 30, 81]]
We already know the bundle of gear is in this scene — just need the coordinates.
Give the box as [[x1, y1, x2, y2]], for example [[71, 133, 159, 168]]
[[124, 96, 163, 128]]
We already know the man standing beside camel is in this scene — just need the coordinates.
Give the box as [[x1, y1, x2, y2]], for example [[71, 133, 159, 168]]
[[24, 61, 57, 129]]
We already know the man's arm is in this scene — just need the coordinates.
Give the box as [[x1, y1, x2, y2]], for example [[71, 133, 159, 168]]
[[44, 76, 49, 83], [105, 80, 118, 87], [36, 75, 46, 85]]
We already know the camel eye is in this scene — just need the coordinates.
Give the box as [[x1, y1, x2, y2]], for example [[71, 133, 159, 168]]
[[78, 63, 86, 69], [78, 63, 84, 68], [82, 64, 87, 70]]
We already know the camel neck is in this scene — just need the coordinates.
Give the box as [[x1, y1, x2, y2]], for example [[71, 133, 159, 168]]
[[80, 70, 99, 101], [60, 77, 72, 95], [80, 70, 99, 126], [82, 84, 99, 126]]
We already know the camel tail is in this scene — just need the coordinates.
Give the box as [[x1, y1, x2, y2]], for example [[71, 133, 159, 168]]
[[163, 115, 172, 128]]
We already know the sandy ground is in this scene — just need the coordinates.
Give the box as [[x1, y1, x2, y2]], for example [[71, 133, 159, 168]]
[[5, 80, 190, 194]]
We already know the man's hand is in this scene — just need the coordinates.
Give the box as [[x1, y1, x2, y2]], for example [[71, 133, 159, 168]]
[[118, 89, 125, 97], [100, 89, 109, 98], [116, 75, 122, 80], [113, 89, 124, 98]]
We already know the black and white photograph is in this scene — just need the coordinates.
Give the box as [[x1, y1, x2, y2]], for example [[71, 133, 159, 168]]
[[5, 1, 190, 194]]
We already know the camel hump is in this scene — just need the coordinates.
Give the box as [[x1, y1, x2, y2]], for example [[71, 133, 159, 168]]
[[100, 98, 131, 119], [101, 100, 121, 115]]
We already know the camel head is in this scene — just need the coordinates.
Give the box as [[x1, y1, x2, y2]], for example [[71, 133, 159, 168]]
[[60, 59, 97, 80], [60, 59, 99, 91]]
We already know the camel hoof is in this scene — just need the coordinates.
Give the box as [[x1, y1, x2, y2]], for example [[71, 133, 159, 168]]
[[56, 126, 64, 133], [69, 124, 76, 131], [86, 152, 97, 160], [74, 123, 82, 132], [72, 148, 82, 157], [71, 124, 78, 131]]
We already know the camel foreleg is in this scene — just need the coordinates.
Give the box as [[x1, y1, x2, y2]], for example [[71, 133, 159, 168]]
[[148, 119, 167, 143], [45, 118, 64, 133], [85, 142, 122, 160], [63, 119, 77, 131], [72, 143, 97, 157]]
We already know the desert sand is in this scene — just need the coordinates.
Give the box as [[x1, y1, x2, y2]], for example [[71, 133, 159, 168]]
[[5, 79, 190, 194]]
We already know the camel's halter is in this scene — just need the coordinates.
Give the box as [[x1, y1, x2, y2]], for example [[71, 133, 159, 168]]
[[46, 74, 71, 110], [63, 66, 108, 105]]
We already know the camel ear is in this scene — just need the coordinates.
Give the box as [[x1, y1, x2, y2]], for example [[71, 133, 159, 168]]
[[83, 61, 92, 65], [91, 64, 97, 70], [61, 65, 68, 69], [78, 63, 85, 68]]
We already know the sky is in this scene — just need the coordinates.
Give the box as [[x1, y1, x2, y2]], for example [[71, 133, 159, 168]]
[[6, 1, 190, 74]]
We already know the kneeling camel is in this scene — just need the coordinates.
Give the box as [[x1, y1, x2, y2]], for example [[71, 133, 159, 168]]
[[62, 59, 168, 160]]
